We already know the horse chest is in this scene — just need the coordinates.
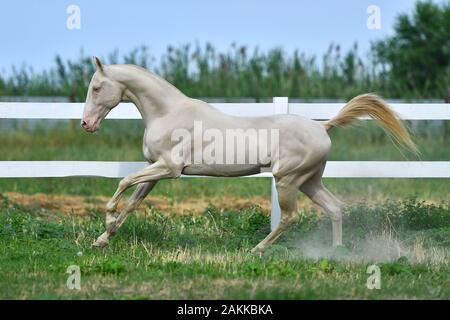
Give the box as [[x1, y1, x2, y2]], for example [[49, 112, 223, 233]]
[[142, 144, 153, 162], [141, 129, 152, 162]]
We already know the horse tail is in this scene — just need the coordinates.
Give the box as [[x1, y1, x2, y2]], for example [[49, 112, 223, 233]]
[[324, 93, 419, 155]]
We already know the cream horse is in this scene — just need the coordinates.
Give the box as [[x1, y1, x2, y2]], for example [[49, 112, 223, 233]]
[[82, 57, 417, 252]]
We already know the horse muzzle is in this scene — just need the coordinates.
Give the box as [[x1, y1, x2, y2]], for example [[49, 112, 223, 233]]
[[81, 118, 99, 132]]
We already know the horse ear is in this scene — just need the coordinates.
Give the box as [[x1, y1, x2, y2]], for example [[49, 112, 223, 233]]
[[93, 56, 104, 73]]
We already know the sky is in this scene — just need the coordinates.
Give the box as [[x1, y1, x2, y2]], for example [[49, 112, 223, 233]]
[[0, 0, 438, 73]]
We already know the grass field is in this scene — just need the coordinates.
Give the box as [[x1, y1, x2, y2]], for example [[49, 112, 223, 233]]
[[0, 195, 448, 299], [0, 119, 448, 299]]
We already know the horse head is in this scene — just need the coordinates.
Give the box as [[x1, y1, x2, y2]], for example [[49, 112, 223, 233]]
[[81, 57, 125, 132]]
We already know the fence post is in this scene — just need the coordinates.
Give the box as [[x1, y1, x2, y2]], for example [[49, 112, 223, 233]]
[[270, 177, 281, 231], [271, 97, 289, 230]]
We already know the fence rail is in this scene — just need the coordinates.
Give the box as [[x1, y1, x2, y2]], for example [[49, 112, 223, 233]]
[[0, 161, 448, 178], [0, 98, 449, 230], [1, 101, 450, 119]]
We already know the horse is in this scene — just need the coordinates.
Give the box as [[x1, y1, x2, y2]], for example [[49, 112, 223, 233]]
[[81, 57, 417, 252]]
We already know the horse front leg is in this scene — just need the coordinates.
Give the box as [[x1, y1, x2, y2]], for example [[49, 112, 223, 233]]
[[93, 162, 175, 247], [93, 181, 157, 247]]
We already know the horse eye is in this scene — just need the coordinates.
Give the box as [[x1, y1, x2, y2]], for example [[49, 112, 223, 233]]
[[93, 87, 100, 93]]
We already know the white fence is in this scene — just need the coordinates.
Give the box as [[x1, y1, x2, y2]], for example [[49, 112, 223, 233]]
[[1, 98, 449, 230]]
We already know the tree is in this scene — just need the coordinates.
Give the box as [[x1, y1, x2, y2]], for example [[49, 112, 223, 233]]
[[372, 1, 450, 99]]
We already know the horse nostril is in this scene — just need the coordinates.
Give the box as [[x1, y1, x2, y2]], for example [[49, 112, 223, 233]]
[[81, 120, 87, 127]]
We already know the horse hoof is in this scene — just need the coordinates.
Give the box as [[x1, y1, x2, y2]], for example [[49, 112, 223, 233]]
[[92, 234, 109, 248], [250, 245, 265, 254], [92, 239, 108, 248]]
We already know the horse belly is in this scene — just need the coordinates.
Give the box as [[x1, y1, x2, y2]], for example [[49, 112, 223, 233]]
[[182, 164, 262, 177]]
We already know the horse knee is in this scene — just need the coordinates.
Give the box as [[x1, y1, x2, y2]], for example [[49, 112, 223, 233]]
[[118, 178, 128, 191]]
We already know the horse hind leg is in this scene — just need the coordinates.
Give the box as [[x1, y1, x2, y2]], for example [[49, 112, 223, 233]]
[[251, 171, 317, 253], [251, 183, 297, 253], [300, 170, 344, 246]]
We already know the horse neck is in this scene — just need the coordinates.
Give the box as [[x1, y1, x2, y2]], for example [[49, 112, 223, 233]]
[[109, 65, 186, 124]]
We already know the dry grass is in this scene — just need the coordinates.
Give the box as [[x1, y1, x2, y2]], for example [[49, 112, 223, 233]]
[[3, 192, 317, 216]]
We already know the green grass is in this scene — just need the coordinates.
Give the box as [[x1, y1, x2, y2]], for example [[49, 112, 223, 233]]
[[1, 120, 447, 161], [0, 195, 448, 299]]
